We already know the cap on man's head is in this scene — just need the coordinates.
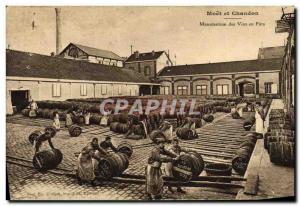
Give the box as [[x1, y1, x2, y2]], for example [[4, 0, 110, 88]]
[[105, 136, 111, 141]]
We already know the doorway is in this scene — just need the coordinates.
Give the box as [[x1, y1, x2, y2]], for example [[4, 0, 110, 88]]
[[10, 90, 29, 111]]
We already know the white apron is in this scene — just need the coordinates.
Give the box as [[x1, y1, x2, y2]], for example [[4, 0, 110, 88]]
[[255, 111, 264, 134]]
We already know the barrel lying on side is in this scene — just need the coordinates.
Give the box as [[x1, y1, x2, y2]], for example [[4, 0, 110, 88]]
[[32, 149, 63, 172], [243, 116, 255, 131], [68, 125, 82, 137], [172, 152, 204, 182], [97, 153, 129, 178], [202, 114, 214, 123], [117, 141, 133, 158], [28, 130, 44, 145], [176, 128, 198, 140], [205, 163, 232, 182], [232, 140, 255, 175]]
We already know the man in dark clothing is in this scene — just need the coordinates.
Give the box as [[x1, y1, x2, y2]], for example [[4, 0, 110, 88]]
[[99, 137, 118, 153], [34, 130, 55, 154]]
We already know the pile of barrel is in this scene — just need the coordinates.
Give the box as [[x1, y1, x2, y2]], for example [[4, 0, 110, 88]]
[[232, 133, 257, 175], [97, 141, 133, 179], [264, 109, 295, 167], [172, 151, 205, 182]]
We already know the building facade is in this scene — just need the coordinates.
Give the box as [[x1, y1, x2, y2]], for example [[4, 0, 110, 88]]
[[59, 43, 124, 67], [6, 50, 157, 113], [157, 58, 282, 97], [124, 51, 173, 79]]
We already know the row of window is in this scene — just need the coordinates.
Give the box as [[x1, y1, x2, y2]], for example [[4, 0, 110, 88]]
[[51, 83, 128, 97], [161, 83, 278, 95]]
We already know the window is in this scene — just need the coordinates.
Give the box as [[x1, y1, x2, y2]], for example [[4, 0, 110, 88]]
[[177, 86, 188, 95], [265, 82, 272, 94], [216, 84, 229, 95], [196, 85, 207, 95], [101, 84, 107, 95], [144, 66, 150, 76], [265, 82, 278, 94], [80, 84, 87, 96], [118, 85, 122, 95], [52, 83, 61, 97], [161, 86, 170, 95]]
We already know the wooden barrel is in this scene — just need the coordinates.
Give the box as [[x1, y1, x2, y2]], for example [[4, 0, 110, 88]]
[[231, 112, 240, 119], [176, 128, 195, 140], [117, 141, 133, 158], [21, 108, 30, 117], [205, 163, 232, 182], [97, 153, 129, 178], [269, 142, 295, 166], [41, 109, 50, 119], [32, 149, 63, 172], [116, 123, 129, 134], [243, 116, 255, 131], [132, 124, 143, 135], [68, 125, 82, 137], [149, 130, 166, 143], [110, 122, 119, 132], [172, 152, 204, 182], [203, 114, 214, 123], [44, 126, 57, 138], [232, 144, 253, 175], [222, 107, 231, 113], [119, 113, 128, 124], [112, 114, 120, 122], [90, 114, 102, 125], [28, 130, 43, 145]]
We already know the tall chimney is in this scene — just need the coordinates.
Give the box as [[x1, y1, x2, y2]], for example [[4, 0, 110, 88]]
[[55, 8, 62, 55]]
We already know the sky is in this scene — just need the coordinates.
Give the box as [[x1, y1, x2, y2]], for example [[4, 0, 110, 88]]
[[6, 6, 290, 65]]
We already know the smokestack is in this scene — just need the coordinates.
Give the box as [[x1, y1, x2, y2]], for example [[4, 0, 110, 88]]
[[55, 8, 62, 55]]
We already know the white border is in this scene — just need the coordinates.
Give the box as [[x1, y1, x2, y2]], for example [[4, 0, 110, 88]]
[[1, 1, 299, 206]]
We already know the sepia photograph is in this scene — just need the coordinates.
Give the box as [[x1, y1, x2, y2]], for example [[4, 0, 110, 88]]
[[5, 5, 295, 201]]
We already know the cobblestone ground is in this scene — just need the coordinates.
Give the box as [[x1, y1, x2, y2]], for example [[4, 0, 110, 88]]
[[6, 112, 240, 201]]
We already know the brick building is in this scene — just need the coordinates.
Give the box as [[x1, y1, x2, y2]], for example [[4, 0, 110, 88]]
[[157, 58, 282, 97], [124, 50, 173, 79]]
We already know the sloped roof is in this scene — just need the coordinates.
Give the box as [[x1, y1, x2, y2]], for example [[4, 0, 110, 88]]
[[60, 43, 124, 61], [258, 46, 286, 59], [6, 49, 152, 84], [158, 58, 282, 76], [125, 51, 165, 62]]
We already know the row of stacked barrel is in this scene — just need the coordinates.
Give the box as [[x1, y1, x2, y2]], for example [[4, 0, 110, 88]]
[[21, 96, 240, 122], [232, 133, 257, 175], [264, 109, 295, 167]]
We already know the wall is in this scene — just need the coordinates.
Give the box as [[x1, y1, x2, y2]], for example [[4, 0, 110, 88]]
[[124, 61, 156, 78], [156, 53, 171, 73], [259, 72, 280, 94], [7, 78, 142, 113]]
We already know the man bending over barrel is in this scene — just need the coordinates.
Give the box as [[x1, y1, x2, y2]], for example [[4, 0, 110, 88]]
[[145, 140, 179, 200], [77, 138, 108, 186], [34, 130, 55, 154]]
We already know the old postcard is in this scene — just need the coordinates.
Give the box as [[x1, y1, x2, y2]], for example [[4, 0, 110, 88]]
[[6, 6, 295, 201]]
